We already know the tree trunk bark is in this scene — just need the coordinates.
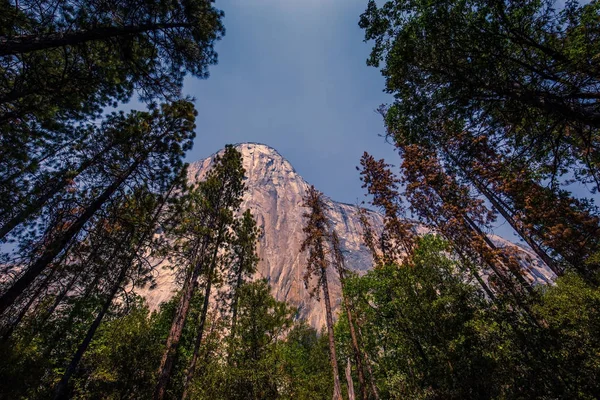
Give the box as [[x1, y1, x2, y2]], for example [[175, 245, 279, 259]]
[[346, 358, 356, 400]]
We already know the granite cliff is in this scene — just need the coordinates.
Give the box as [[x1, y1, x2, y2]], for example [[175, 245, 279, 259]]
[[142, 143, 553, 328]]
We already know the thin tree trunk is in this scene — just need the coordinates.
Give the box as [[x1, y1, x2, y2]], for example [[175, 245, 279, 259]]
[[52, 179, 175, 399], [228, 253, 245, 354], [32, 228, 114, 337], [0, 23, 192, 56], [154, 171, 234, 400], [339, 276, 367, 400], [153, 246, 206, 400], [447, 150, 562, 276], [52, 263, 128, 399], [321, 265, 343, 400], [38, 271, 102, 359], [455, 250, 497, 302], [355, 323, 380, 400], [0, 159, 141, 315], [346, 358, 356, 400], [465, 214, 533, 293]]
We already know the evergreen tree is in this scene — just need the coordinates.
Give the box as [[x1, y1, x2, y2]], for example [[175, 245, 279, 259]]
[[154, 145, 246, 400], [219, 280, 294, 400], [0, 0, 224, 181], [300, 186, 343, 400], [360, 0, 600, 189], [0, 100, 195, 318]]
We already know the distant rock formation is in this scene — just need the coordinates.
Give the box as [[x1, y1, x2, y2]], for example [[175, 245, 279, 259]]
[[141, 143, 553, 328]]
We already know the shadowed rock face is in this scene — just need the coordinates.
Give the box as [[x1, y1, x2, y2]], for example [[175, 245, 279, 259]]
[[141, 142, 553, 328]]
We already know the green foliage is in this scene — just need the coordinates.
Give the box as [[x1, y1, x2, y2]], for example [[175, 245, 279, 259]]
[[340, 235, 600, 399], [278, 323, 333, 400], [360, 0, 600, 185], [70, 302, 164, 399], [189, 280, 294, 400]]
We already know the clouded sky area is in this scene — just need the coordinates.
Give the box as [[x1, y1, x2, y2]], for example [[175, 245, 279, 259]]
[[182, 0, 397, 206]]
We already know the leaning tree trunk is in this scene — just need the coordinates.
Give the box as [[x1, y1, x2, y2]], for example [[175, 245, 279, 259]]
[[445, 149, 562, 276], [0, 142, 118, 241], [0, 266, 57, 342], [0, 159, 141, 315]]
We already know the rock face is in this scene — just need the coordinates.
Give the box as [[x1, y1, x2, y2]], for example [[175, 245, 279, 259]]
[[144, 143, 382, 328], [142, 142, 553, 328]]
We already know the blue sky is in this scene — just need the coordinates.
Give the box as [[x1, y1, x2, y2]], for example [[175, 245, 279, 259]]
[[182, 0, 398, 206], [179, 0, 591, 244]]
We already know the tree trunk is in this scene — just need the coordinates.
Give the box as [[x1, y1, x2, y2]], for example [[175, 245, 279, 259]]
[[356, 323, 380, 400], [52, 263, 128, 399], [154, 178, 229, 400], [181, 263, 215, 400], [182, 224, 227, 400], [339, 277, 367, 400], [38, 270, 103, 359], [53, 181, 177, 398], [321, 265, 343, 400], [465, 214, 533, 293], [346, 358, 356, 400], [0, 23, 192, 56], [228, 253, 245, 352], [447, 150, 562, 276], [0, 159, 140, 315], [153, 246, 206, 400]]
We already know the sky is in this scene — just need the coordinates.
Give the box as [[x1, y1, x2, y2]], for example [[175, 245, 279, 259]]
[[181, 0, 398, 206]]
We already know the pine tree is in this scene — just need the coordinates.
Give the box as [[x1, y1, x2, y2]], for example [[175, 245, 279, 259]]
[[0, 101, 196, 317], [358, 152, 416, 265], [154, 145, 246, 400], [360, 0, 600, 190], [300, 186, 343, 400], [0, 0, 224, 182]]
